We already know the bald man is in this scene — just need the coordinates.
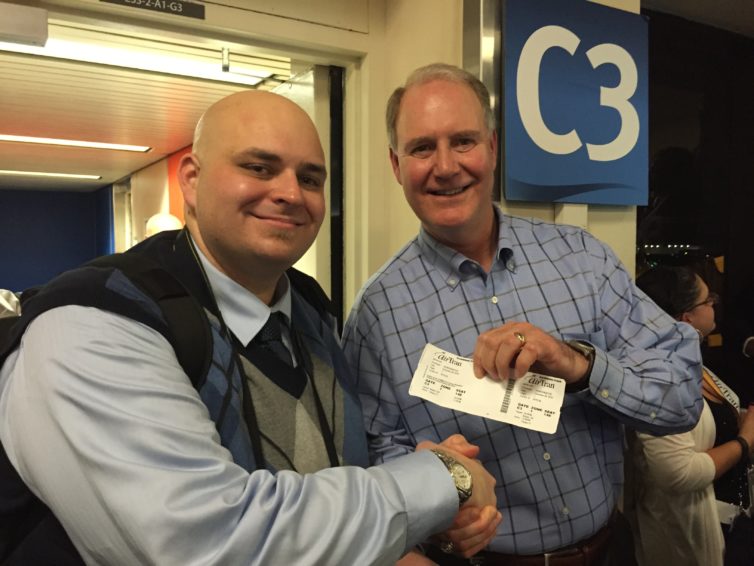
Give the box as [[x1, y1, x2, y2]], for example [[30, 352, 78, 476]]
[[0, 91, 497, 565]]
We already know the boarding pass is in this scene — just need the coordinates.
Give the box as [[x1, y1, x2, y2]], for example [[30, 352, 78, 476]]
[[408, 343, 565, 434]]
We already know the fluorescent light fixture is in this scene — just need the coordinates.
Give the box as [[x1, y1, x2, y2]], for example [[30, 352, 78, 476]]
[[0, 169, 101, 180], [0, 134, 150, 152], [0, 35, 271, 87]]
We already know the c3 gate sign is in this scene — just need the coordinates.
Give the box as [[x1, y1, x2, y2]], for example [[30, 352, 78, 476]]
[[503, 0, 648, 205]]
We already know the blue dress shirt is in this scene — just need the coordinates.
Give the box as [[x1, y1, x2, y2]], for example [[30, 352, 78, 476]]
[[0, 244, 458, 565], [343, 206, 703, 555]]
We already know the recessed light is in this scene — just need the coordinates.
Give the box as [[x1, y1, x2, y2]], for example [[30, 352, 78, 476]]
[[0, 169, 102, 180], [0, 134, 150, 152]]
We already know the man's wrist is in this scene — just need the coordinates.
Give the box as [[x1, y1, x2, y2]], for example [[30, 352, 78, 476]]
[[430, 449, 472, 506], [564, 340, 595, 393]]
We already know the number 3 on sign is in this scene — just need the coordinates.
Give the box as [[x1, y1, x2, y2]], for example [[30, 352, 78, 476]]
[[516, 25, 639, 162]]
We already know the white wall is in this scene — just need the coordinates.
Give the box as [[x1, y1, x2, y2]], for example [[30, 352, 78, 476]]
[[129, 159, 170, 245], [275, 67, 333, 295], [343, 0, 466, 305]]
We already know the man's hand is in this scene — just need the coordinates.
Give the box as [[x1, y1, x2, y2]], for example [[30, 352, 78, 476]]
[[425, 433, 479, 459], [439, 504, 502, 558], [472, 322, 589, 385], [417, 435, 500, 557]]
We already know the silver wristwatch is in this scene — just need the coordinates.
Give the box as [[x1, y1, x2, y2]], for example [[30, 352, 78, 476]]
[[431, 449, 472, 505], [565, 340, 595, 392]]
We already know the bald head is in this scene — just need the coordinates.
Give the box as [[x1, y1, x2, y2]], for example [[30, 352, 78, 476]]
[[192, 90, 321, 161], [178, 89, 327, 302]]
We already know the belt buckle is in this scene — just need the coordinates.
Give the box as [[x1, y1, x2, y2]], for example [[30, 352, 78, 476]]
[[543, 548, 582, 565]]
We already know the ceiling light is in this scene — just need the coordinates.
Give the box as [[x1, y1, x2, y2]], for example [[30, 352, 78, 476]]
[[0, 25, 275, 87], [0, 170, 101, 180], [0, 134, 150, 152]]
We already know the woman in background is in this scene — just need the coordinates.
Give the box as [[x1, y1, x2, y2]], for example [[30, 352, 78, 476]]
[[626, 265, 754, 566]]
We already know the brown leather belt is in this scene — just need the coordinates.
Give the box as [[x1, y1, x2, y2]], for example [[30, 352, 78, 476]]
[[427, 515, 613, 566]]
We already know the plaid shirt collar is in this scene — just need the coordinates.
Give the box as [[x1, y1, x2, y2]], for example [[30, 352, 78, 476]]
[[416, 204, 516, 288]]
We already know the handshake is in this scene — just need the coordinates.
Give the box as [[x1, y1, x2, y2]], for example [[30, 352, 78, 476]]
[[415, 434, 501, 560]]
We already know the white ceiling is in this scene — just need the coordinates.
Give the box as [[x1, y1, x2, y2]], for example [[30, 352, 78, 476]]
[[0, 51, 254, 191], [0, 1, 751, 193], [0, 17, 291, 192]]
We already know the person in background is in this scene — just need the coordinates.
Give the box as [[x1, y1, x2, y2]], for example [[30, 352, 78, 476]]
[[144, 212, 184, 238], [343, 62, 703, 565], [0, 90, 498, 565], [627, 265, 754, 566]]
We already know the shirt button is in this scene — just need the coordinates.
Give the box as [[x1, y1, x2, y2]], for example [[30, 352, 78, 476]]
[[562, 507, 570, 516], [600, 389, 610, 399], [491, 296, 498, 304], [543, 452, 551, 461], [650, 411, 657, 419], [507, 262, 515, 271], [448, 278, 457, 286]]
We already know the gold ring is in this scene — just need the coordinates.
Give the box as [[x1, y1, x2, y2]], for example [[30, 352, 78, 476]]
[[439, 541, 455, 554], [514, 331, 526, 347]]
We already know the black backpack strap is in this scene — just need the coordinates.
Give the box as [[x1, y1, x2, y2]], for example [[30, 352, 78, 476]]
[[286, 267, 337, 330], [0, 254, 213, 565], [86, 253, 212, 389], [0, 317, 19, 357], [1, 254, 212, 391]]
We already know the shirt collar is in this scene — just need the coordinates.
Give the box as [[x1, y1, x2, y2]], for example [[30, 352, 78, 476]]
[[416, 204, 516, 289], [192, 237, 292, 346]]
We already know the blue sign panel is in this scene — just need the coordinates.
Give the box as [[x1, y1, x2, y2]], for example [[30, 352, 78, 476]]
[[503, 0, 648, 205]]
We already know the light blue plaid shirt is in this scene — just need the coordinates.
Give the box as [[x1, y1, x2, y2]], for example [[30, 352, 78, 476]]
[[343, 206, 703, 555]]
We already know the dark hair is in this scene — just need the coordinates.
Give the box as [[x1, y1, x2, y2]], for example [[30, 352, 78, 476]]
[[636, 265, 701, 319], [385, 63, 495, 150]]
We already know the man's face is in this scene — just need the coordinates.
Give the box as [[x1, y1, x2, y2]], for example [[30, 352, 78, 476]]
[[182, 95, 326, 283], [390, 79, 497, 246]]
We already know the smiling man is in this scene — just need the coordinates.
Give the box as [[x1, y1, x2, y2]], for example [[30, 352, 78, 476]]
[[343, 63, 704, 565], [0, 90, 498, 565]]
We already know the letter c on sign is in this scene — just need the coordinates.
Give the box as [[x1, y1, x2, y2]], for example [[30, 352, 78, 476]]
[[516, 24, 640, 162], [517, 25, 582, 156]]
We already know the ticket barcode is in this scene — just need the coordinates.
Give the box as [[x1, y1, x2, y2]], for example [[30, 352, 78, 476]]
[[499, 378, 515, 414]]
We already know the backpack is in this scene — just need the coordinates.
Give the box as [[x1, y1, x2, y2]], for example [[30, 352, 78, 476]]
[[0, 251, 335, 565]]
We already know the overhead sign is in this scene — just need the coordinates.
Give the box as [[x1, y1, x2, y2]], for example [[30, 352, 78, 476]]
[[100, 0, 205, 20], [503, 0, 648, 205]]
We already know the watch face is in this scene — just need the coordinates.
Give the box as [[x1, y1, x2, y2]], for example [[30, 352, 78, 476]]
[[451, 463, 473, 491]]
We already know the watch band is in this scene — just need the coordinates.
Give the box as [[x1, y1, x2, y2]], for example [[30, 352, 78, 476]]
[[565, 340, 595, 393], [430, 449, 472, 505]]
